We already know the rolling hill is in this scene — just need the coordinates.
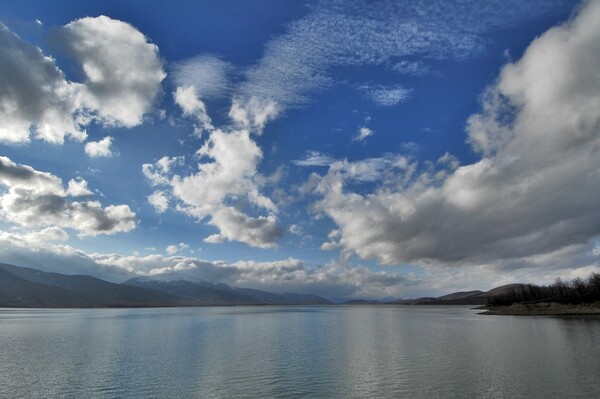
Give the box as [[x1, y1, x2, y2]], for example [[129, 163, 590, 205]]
[[393, 285, 527, 305]]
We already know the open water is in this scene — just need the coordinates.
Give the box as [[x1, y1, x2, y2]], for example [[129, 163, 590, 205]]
[[0, 305, 599, 398]]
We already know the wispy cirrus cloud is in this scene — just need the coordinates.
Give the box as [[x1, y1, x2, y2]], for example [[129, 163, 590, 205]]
[[172, 55, 233, 100], [292, 150, 337, 167], [233, 0, 573, 113], [392, 60, 436, 76], [358, 84, 411, 106]]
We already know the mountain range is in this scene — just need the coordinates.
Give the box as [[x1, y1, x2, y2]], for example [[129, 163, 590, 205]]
[[0, 263, 331, 307], [0, 262, 522, 308]]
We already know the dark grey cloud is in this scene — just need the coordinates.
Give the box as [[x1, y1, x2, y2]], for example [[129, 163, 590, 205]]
[[0, 156, 136, 236], [0, 16, 165, 145], [0, 23, 84, 144]]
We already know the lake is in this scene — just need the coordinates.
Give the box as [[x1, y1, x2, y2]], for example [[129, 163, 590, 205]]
[[0, 305, 599, 398]]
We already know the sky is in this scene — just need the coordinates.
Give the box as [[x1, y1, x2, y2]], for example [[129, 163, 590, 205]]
[[1, 0, 599, 300]]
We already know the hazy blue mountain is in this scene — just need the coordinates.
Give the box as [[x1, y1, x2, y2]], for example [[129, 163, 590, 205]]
[[0, 263, 196, 308], [0, 263, 332, 307], [122, 278, 267, 305], [1, 262, 527, 308], [124, 277, 332, 305], [0, 267, 95, 308]]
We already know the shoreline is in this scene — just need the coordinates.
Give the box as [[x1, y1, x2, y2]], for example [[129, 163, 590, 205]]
[[478, 301, 600, 316]]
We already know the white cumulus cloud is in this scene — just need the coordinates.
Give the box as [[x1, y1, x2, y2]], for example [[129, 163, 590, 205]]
[[173, 85, 214, 134], [50, 15, 166, 127], [142, 155, 184, 186], [66, 177, 93, 197], [171, 128, 282, 248], [165, 242, 188, 255], [354, 126, 374, 141], [84, 136, 113, 158], [0, 156, 136, 236], [148, 190, 169, 213]]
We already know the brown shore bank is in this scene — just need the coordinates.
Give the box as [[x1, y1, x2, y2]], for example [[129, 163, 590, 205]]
[[479, 301, 600, 315]]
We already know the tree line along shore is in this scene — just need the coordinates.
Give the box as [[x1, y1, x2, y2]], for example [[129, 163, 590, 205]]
[[480, 273, 600, 315]]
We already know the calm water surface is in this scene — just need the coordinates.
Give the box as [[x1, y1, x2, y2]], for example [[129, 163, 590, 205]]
[[0, 305, 599, 398]]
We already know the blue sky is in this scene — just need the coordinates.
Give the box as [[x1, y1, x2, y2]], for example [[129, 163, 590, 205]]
[[1, 0, 599, 299]]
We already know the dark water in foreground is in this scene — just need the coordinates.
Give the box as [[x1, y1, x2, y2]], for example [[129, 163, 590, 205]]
[[0, 306, 599, 398]]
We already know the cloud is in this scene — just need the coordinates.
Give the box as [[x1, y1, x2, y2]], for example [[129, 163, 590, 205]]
[[0, 228, 134, 281], [144, 119, 282, 247], [0, 155, 64, 193], [321, 229, 341, 251], [50, 15, 166, 127], [82, 251, 420, 299], [143, 136, 284, 249], [233, 0, 571, 115], [228, 258, 415, 299], [142, 156, 184, 186], [289, 224, 304, 236], [148, 190, 169, 213], [84, 136, 113, 157], [228, 96, 279, 133], [328, 155, 416, 183], [172, 55, 232, 100], [292, 150, 337, 167], [165, 242, 188, 255], [170, 128, 282, 248], [0, 16, 164, 145], [392, 60, 435, 76], [1, 226, 70, 246], [0, 23, 85, 144], [354, 127, 374, 142], [359, 84, 411, 106], [142, 0, 573, 251], [200, 206, 282, 248], [0, 156, 136, 236], [399, 141, 423, 154], [310, 1, 600, 268], [66, 177, 93, 197], [1, 225, 597, 298], [173, 85, 214, 134]]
